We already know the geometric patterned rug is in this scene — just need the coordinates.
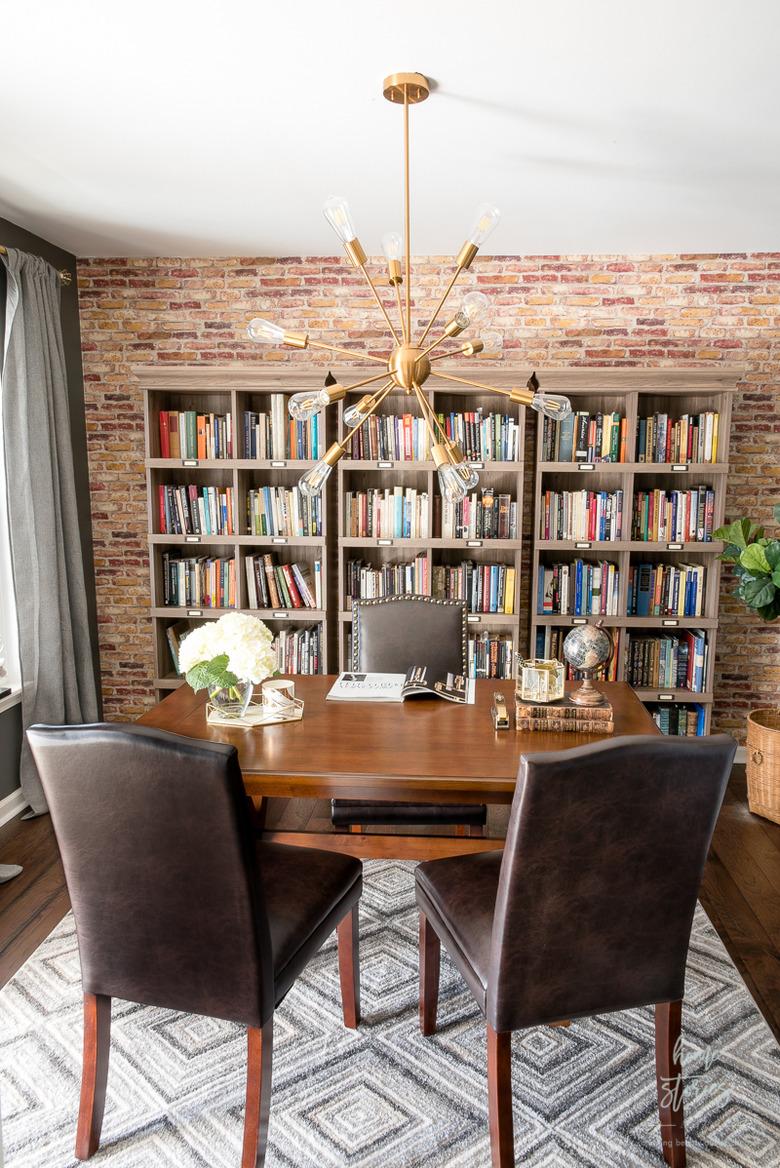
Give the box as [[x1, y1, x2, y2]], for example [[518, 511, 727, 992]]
[[1, 861, 778, 1167]]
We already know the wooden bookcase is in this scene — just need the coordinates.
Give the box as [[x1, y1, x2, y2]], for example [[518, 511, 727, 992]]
[[139, 368, 335, 699], [529, 368, 738, 734], [138, 365, 740, 722], [336, 380, 525, 676]]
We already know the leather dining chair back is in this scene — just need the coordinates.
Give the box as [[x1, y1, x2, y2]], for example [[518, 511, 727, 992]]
[[351, 594, 467, 675], [28, 722, 273, 1027]]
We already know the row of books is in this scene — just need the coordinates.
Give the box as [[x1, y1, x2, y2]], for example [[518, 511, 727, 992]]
[[247, 486, 322, 538], [625, 631, 708, 692], [648, 702, 707, 736], [637, 412, 719, 464], [162, 554, 236, 608], [631, 487, 715, 543], [346, 413, 429, 461], [534, 626, 620, 681], [541, 411, 627, 463], [245, 555, 322, 611], [627, 562, 706, 617], [159, 411, 233, 460], [345, 555, 428, 600], [468, 631, 514, 679], [274, 625, 322, 675], [440, 491, 518, 540], [158, 484, 236, 536], [537, 560, 621, 616], [343, 489, 429, 539], [431, 561, 516, 614], [243, 409, 321, 461], [540, 489, 624, 542], [435, 410, 521, 462]]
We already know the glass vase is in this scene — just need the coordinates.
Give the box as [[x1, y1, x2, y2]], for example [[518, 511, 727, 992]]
[[208, 680, 254, 719]]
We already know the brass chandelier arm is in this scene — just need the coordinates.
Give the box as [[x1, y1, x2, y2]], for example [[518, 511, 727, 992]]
[[412, 383, 442, 453], [417, 267, 462, 347], [429, 347, 465, 363], [428, 369, 536, 406], [418, 332, 453, 361], [307, 338, 388, 365], [341, 369, 397, 395], [340, 380, 396, 448], [394, 279, 407, 343], [414, 382, 451, 450], [358, 264, 401, 345]]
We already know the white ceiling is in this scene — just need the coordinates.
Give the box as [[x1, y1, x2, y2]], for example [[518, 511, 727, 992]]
[[2, 1, 779, 258]]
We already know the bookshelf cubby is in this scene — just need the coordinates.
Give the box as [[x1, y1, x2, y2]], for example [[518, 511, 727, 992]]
[[530, 369, 737, 733], [139, 366, 740, 717]]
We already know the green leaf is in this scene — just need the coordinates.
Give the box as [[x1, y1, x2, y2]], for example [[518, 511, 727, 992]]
[[740, 543, 772, 574], [185, 654, 238, 693], [757, 596, 780, 621], [718, 542, 742, 563], [772, 565, 780, 588], [741, 576, 776, 609], [764, 541, 780, 570]]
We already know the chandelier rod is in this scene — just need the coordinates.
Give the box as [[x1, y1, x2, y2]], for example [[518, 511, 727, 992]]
[[394, 278, 407, 344], [415, 380, 452, 448], [307, 338, 388, 365], [341, 369, 398, 394], [341, 380, 395, 446], [429, 368, 536, 405], [417, 268, 460, 348], [359, 265, 401, 345], [404, 85, 412, 340]]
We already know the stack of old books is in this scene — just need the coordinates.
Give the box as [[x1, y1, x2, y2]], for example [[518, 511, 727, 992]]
[[515, 693, 614, 734]]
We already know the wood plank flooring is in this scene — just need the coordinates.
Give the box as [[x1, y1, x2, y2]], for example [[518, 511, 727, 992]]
[[1, 765, 778, 1042]]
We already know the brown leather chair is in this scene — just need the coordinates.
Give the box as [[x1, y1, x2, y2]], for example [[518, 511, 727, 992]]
[[27, 723, 362, 1168], [415, 734, 736, 1168], [331, 594, 487, 834]]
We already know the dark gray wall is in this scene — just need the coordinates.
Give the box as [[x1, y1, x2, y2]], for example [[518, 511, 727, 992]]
[[0, 217, 101, 801]]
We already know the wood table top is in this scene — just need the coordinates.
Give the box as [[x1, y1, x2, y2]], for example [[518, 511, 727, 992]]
[[139, 678, 659, 800]]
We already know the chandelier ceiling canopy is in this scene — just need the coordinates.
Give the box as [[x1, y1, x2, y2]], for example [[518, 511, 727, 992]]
[[246, 71, 573, 499]]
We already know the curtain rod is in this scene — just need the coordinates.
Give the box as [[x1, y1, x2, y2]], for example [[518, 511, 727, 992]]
[[0, 245, 73, 286]]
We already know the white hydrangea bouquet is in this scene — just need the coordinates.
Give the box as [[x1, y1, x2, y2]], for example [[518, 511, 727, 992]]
[[179, 613, 277, 718]]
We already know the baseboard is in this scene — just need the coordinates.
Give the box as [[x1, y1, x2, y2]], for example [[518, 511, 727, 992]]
[[0, 787, 27, 828]]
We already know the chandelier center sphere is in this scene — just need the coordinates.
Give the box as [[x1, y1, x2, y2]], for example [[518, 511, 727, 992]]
[[388, 344, 431, 391]]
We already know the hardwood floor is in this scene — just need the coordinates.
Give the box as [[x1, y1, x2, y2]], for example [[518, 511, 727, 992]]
[[1, 765, 778, 1042]]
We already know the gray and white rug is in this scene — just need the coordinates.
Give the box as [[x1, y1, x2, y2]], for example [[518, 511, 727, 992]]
[[1, 861, 778, 1167]]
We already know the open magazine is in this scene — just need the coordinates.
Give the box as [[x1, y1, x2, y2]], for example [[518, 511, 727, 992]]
[[327, 667, 475, 705]]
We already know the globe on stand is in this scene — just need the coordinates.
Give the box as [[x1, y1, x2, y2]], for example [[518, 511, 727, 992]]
[[562, 621, 614, 706]]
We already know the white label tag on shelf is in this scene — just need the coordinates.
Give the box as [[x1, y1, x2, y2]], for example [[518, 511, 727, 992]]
[[467, 614, 481, 624], [672, 463, 688, 472], [272, 611, 289, 619], [377, 460, 393, 469], [572, 617, 587, 625], [467, 539, 483, 547], [271, 459, 287, 468], [667, 542, 684, 551], [662, 618, 679, 627], [182, 459, 198, 467], [578, 463, 595, 471], [575, 541, 592, 550], [469, 461, 484, 470], [185, 535, 201, 543], [187, 609, 202, 617], [377, 538, 393, 546], [272, 537, 287, 544], [658, 693, 674, 701]]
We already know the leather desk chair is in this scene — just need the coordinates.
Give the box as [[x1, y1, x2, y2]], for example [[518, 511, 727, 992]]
[[331, 594, 487, 835], [415, 734, 736, 1168], [28, 723, 363, 1168]]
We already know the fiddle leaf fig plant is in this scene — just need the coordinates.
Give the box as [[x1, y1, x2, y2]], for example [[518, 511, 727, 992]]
[[714, 503, 780, 622]]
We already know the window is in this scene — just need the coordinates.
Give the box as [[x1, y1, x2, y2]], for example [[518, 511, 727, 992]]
[[0, 366, 20, 698]]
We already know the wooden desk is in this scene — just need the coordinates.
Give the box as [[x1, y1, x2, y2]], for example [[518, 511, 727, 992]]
[[139, 678, 659, 859]]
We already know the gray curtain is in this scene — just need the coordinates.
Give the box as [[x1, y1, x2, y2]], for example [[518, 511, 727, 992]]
[[1, 248, 99, 813]]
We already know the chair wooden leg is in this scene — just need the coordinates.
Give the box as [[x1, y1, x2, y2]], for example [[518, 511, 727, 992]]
[[242, 1017, 273, 1168], [487, 1025, 514, 1168], [337, 904, 361, 1029], [75, 993, 111, 1160], [655, 1001, 686, 1168], [419, 912, 441, 1036]]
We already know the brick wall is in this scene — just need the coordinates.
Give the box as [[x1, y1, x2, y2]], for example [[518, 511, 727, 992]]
[[77, 253, 780, 736]]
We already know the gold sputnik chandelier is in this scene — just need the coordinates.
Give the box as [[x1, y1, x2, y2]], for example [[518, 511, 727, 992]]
[[246, 71, 573, 499]]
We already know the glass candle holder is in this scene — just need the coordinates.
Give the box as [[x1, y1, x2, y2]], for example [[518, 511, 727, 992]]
[[516, 658, 565, 704]]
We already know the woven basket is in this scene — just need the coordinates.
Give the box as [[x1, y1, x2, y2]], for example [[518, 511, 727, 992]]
[[746, 708, 780, 825]]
